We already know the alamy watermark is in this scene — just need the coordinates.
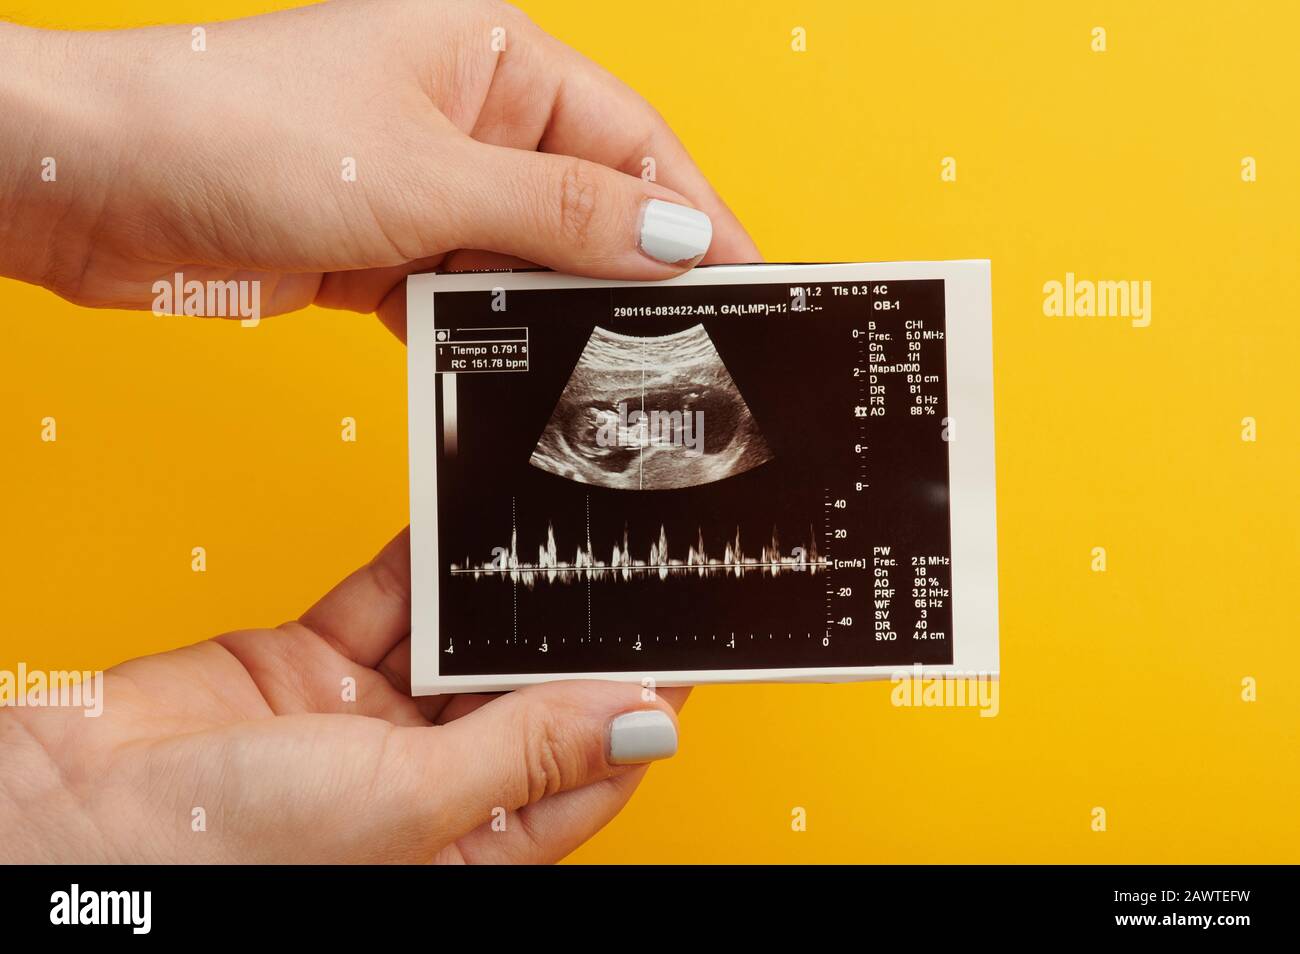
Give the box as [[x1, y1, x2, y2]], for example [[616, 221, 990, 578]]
[[0, 664, 104, 718], [1042, 272, 1151, 328], [50, 884, 150, 934], [151, 272, 261, 326], [890, 664, 998, 717], [594, 401, 704, 457]]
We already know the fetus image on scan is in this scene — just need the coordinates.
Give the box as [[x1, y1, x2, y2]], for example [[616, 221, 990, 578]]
[[530, 324, 772, 490]]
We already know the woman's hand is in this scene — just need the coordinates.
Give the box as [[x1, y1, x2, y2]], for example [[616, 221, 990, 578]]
[[0, 0, 734, 862], [0, 0, 759, 330], [0, 528, 685, 863]]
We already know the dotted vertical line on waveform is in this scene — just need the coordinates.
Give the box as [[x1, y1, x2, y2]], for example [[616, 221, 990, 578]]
[[639, 338, 646, 491], [586, 494, 592, 642], [512, 496, 517, 644]]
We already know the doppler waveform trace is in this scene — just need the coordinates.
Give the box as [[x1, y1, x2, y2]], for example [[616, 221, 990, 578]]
[[450, 519, 825, 585]]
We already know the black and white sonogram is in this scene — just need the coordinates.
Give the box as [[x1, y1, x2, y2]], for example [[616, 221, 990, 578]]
[[415, 268, 987, 682], [529, 324, 772, 490]]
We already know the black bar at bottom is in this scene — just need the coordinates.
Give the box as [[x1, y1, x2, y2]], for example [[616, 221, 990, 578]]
[[0, 864, 1286, 939]]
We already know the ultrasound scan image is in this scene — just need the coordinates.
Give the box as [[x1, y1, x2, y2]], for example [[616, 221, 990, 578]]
[[430, 279, 955, 676]]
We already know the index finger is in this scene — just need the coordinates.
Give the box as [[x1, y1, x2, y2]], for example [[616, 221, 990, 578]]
[[473, 15, 762, 265]]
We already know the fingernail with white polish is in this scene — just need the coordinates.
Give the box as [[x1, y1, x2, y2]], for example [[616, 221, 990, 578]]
[[639, 199, 712, 265], [608, 710, 678, 765]]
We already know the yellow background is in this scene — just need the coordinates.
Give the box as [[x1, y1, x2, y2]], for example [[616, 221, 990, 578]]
[[2, 1, 1296, 862]]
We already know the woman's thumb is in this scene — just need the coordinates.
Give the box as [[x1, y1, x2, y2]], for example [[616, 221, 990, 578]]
[[443, 139, 712, 278], [396, 680, 679, 844]]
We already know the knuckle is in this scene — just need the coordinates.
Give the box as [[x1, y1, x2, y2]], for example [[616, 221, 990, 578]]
[[553, 159, 599, 250], [516, 705, 571, 804], [365, 551, 411, 613]]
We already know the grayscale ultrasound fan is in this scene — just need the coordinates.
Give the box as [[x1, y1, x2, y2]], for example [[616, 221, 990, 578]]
[[529, 324, 772, 490]]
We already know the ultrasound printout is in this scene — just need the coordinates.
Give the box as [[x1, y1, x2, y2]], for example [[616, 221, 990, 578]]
[[408, 263, 997, 692]]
